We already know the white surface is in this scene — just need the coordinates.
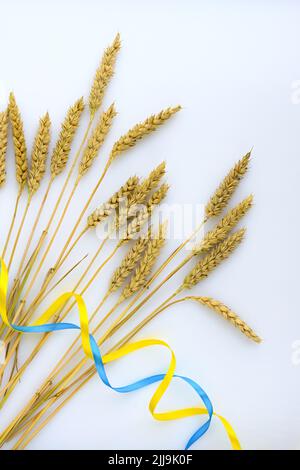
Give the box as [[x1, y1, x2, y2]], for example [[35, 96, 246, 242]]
[[0, 0, 300, 450]]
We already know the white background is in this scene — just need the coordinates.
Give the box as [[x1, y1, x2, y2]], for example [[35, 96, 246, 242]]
[[0, 0, 300, 450]]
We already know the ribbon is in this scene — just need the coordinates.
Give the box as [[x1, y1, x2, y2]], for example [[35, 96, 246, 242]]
[[0, 258, 240, 450]]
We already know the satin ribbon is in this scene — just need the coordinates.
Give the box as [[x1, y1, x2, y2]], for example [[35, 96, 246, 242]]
[[0, 258, 240, 450]]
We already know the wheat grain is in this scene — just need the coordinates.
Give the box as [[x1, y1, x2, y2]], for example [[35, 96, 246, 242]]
[[109, 228, 151, 293], [109, 107, 181, 163], [51, 98, 85, 177], [205, 151, 251, 218], [194, 195, 253, 254], [120, 222, 167, 300], [79, 104, 116, 177], [9, 93, 28, 189], [89, 33, 121, 116], [0, 110, 8, 187], [28, 113, 51, 194], [87, 175, 139, 227], [182, 229, 245, 288], [190, 296, 261, 343]]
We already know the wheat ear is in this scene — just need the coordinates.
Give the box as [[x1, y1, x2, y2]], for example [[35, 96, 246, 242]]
[[120, 222, 167, 300], [122, 183, 169, 241], [89, 33, 121, 116], [51, 98, 85, 177], [109, 229, 151, 293], [9, 93, 28, 189], [189, 296, 261, 343], [182, 229, 245, 289], [205, 151, 251, 218], [79, 104, 116, 177], [194, 195, 253, 255], [87, 175, 139, 227], [28, 113, 51, 194], [0, 110, 8, 187], [108, 107, 181, 164]]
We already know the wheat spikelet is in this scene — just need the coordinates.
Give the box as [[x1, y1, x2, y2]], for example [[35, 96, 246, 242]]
[[194, 195, 253, 255], [28, 113, 51, 194], [109, 228, 151, 293], [120, 222, 167, 300], [182, 229, 245, 289], [109, 107, 181, 164], [9, 92, 28, 189], [79, 104, 116, 177], [87, 175, 139, 227], [122, 184, 169, 242], [0, 109, 8, 187], [205, 151, 251, 219], [51, 98, 85, 177], [89, 33, 121, 116], [190, 296, 261, 343]]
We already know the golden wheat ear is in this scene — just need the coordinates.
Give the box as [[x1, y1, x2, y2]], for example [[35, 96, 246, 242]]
[[9, 92, 28, 189], [0, 109, 8, 187], [120, 222, 167, 300], [187, 296, 261, 343], [182, 228, 246, 289], [205, 151, 251, 219], [51, 97, 85, 178], [194, 195, 253, 255], [79, 104, 116, 177], [89, 33, 121, 116], [28, 113, 51, 195]]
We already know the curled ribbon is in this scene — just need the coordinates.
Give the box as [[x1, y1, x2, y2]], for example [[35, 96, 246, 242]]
[[0, 259, 240, 450]]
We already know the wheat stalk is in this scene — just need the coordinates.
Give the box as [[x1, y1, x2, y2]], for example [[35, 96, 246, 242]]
[[0, 110, 8, 187], [189, 296, 261, 343], [120, 222, 167, 300], [9, 93, 28, 189], [51, 98, 85, 178], [87, 175, 139, 227], [89, 33, 121, 116], [79, 104, 116, 177], [183, 229, 246, 289], [109, 107, 181, 164], [194, 195, 253, 255], [205, 151, 251, 218], [28, 113, 51, 195]]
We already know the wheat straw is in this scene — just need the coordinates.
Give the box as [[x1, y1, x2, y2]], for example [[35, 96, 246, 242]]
[[0, 110, 8, 187], [28, 113, 51, 194], [89, 34, 121, 116], [205, 151, 251, 218], [51, 98, 85, 177]]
